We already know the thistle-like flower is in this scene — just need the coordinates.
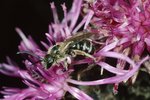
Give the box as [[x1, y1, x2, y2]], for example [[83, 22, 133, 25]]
[[89, 0, 150, 61], [73, 0, 150, 93], [0, 0, 94, 99], [0, 0, 150, 100]]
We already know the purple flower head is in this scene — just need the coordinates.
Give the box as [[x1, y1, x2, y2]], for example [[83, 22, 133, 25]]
[[90, 0, 149, 71], [0, 0, 150, 100], [81, 0, 150, 92], [90, 0, 150, 57], [0, 0, 94, 99]]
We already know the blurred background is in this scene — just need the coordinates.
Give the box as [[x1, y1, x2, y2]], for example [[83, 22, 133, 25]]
[[0, 0, 150, 100]]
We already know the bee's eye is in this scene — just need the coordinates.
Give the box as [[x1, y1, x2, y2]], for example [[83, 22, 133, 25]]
[[47, 57, 54, 63], [43, 54, 54, 69]]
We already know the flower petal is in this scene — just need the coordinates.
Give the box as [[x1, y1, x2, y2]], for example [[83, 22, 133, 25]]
[[97, 61, 128, 75]]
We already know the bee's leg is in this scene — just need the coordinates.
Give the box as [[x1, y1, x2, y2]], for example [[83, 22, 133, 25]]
[[55, 61, 68, 71], [71, 50, 96, 61], [56, 57, 71, 71], [64, 57, 72, 71], [63, 61, 68, 71], [66, 57, 71, 64]]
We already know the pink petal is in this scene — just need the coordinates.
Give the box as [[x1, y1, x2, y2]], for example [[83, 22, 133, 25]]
[[67, 56, 149, 85], [97, 61, 128, 75], [0, 63, 21, 77]]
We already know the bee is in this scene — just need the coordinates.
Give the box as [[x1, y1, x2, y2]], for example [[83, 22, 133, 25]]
[[42, 32, 97, 69]]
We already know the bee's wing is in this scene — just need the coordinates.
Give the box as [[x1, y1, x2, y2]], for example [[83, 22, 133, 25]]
[[59, 32, 93, 52], [64, 32, 93, 42]]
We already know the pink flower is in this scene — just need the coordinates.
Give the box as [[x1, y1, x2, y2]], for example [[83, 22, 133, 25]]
[[0, 0, 150, 99], [90, 0, 150, 57], [0, 0, 94, 99], [1, 61, 92, 100], [82, 0, 150, 92]]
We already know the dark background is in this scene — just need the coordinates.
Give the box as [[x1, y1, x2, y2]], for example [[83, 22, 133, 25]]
[[0, 0, 72, 97]]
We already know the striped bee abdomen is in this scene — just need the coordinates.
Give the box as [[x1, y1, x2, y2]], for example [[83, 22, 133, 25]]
[[69, 39, 95, 54]]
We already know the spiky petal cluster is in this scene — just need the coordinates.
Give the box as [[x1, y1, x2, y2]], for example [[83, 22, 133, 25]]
[[90, 0, 150, 91], [0, 0, 150, 100], [90, 0, 150, 57], [71, 0, 150, 92], [0, 0, 94, 99]]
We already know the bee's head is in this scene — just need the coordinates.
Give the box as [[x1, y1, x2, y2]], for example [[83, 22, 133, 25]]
[[43, 54, 55, 69]]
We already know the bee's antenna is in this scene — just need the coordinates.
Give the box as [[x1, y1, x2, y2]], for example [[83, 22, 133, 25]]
[[17, 51, 44, 66], [17, 51, 42, 60], [31, 60, 42, 66]]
